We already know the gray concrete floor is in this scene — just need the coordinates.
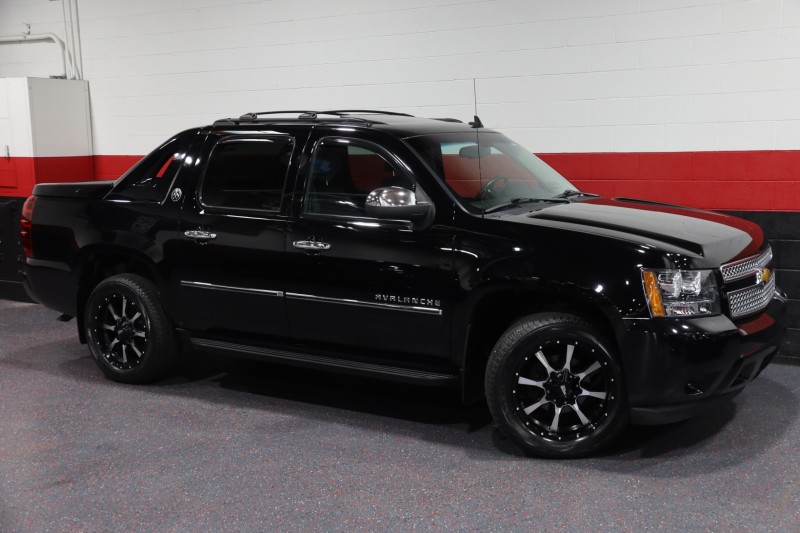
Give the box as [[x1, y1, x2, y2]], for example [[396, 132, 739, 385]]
[[1, 299, 799, 532]]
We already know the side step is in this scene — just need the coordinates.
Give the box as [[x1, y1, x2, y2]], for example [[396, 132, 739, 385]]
[[189, 337, 459, 386]]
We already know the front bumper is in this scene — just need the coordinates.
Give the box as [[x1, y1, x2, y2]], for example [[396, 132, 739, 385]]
[[620, 290, 787, 425]]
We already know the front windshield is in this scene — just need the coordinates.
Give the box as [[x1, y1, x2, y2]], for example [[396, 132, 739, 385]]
[[406, 131, 577, 213]]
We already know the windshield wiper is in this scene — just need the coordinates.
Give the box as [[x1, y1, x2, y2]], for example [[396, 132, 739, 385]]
[[484, 197, 568, 214], [555, 189, 599, 199]]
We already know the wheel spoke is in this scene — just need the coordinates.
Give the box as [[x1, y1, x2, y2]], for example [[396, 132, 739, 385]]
[[549, 405, 563, 431], [130, 344, 142, 358], [576, 361, 601, 381], [107, 303, 119, 320], [101, 324, 115, 331], [130, 312, 141, 323], [580, 388, 607, 400], [121, 296, 128, 318], [535, 350, 556, 374], [108, 338, 119, 350], [570, 402, 590, 425], [563, 344, 575, 372], [134, 331, 146, 338], [121, 344, 128, 364], [518, 376, 546, 388], [523, 398, 549, 415]]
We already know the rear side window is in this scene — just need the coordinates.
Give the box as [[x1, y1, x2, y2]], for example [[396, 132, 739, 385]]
[[200, 137, 294, 212], [107, 134, 192, 203]]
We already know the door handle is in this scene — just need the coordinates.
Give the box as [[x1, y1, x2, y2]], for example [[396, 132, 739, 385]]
[[293, 240, 331, 252], [184, 230, 217, 242]]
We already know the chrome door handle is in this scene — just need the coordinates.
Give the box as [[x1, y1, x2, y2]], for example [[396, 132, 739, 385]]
[[184, 230, 217, 242], [293, 240, 331, 251]]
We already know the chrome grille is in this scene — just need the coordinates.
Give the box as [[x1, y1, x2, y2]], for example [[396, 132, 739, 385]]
[[727, 272, 776, 319], [720, 247, 772, 282]]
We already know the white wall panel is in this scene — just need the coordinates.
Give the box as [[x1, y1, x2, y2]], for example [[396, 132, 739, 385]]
[[776, 120, 800, 149], [718, 120, 776, 149], [721, 0, 782, 32], [639, 38, 693, 68], [664, 123, 719, 151], [613, 125, 666, 151], [1, 0, 800, 154]]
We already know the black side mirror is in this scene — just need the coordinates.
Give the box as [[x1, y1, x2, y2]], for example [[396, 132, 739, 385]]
[[364, 187, 435, 230]]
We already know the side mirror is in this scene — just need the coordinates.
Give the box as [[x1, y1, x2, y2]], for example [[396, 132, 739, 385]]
[[365, 187, 435, 230]]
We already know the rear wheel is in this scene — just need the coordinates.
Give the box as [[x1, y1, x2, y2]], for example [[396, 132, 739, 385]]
[[84, 274, 177, 383], [485, 312, 628, 457]]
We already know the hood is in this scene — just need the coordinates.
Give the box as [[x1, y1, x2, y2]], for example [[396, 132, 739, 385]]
[[500, 197, 763, 266]]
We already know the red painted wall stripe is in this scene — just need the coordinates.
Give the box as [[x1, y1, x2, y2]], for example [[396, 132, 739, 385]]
[[93, 155, 143, 181], [0, 156, 95, 198], [538, 151, 800, 211], [1, 151, 798, 211]]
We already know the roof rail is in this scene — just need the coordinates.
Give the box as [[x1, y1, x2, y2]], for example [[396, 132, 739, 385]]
[[213, 109, 412, 127], [320, 109, 415, 117], [433, 118, 463, 123]]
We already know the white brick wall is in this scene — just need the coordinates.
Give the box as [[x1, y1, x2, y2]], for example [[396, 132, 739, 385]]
[[1, 0, 800, 155]]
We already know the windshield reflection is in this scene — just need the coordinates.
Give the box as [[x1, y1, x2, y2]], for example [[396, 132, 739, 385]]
[[407, 131, 578, 213]]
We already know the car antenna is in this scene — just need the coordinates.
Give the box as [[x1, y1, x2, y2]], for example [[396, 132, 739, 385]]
[[469, 78, 484, 128], [471, 78, 486, 215]]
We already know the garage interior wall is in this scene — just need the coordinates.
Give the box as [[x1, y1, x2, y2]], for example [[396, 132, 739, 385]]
[[0, 0, 798, 352]]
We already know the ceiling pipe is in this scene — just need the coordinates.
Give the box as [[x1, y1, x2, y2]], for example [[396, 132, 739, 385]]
[[0, 33, 75, 79]]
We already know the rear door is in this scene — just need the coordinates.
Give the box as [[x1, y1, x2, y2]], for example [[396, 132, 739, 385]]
[[175, 127, 307, 339]]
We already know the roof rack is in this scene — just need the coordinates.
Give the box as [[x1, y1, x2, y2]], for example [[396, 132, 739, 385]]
[[319, 109, 414, 117], [213, 109, 415, 127]]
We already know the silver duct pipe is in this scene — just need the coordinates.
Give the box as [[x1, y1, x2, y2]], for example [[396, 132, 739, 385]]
[[0, 33, 76, 79]]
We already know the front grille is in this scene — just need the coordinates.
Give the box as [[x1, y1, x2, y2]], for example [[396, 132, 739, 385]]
[[727, 270, 776, 319], [720, 247, 772, 282], [721, 246, 776, 319]]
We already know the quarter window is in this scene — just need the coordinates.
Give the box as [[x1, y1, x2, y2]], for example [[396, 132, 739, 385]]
[[201, 137, 294, 212], [107, 133, 192, 203]]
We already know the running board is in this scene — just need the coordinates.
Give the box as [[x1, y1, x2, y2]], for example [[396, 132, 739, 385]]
[[189, 337, 458, 386]]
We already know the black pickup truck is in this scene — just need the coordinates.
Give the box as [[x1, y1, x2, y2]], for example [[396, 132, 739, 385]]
[[21, 110, 787, 457]]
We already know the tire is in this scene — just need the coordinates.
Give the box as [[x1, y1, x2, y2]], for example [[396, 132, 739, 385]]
[[485, 312, 628, 458], [84, 274, 178, 383]]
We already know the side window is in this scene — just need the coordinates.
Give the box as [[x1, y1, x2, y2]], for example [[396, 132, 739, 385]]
[[107, 134, 191, 203], [200, 137, 294, 212], [304, 139, 414, 217]]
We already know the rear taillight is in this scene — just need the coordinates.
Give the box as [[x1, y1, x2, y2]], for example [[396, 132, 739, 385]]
[[20, 195, 36, 258]]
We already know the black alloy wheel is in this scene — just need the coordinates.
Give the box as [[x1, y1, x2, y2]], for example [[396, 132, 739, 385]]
[[485, 312, 628, 457], [85, 274, 177, 383]]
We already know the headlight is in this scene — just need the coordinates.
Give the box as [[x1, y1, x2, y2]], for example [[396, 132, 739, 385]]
[[641, 269, 720, 317]]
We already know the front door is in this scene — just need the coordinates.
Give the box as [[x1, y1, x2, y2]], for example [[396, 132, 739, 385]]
[[285, 134, 455, 365]]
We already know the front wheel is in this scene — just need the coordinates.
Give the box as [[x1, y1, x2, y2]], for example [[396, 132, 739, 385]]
[[485, 313, 628, 457], [84, 274, 177, 383]]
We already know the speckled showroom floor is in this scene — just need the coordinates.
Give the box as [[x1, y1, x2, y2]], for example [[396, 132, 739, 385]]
[[1, 299, 799, 532]]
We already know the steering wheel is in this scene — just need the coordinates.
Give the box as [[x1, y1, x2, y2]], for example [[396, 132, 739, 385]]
[[477, 175, 509, 200]]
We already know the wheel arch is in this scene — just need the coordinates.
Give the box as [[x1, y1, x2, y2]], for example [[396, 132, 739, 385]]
[[74, 247, 164, 343], [459, 283, 625, 403]]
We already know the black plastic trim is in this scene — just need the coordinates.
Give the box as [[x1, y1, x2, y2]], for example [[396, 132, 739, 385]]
[[189, 337, 457, 385]]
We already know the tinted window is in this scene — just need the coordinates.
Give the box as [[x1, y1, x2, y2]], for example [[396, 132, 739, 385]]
[[304, 139, 413, 217], [108, 133, 192, 203], [200, 137, 294, 212]]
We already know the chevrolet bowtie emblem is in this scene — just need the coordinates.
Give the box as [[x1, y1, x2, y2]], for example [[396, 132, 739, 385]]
[[756, 268, 772, 285]]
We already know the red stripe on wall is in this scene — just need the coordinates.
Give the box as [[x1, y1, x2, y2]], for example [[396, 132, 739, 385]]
[[93, 155, 143, 181], [538, 151, 800, 211], [1, 151, 798, 211], [0, 156, 94, 198]]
